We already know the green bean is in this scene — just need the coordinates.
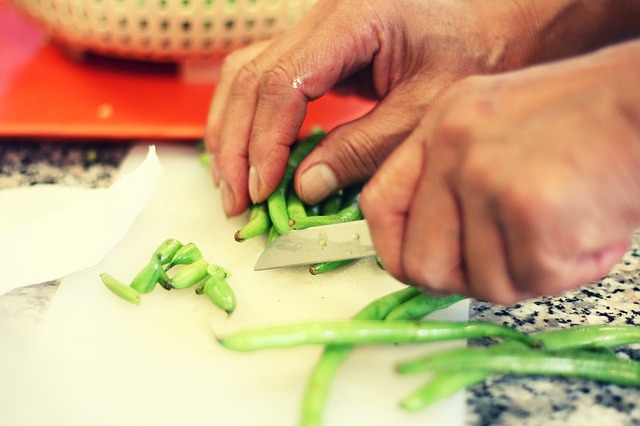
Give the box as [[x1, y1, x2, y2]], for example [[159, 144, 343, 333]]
[[199, 151, 210, 168], [289, 188, 361, 230], [130, 258, 165, 294], [286, 191, 308, 221], [196, 139, 210, 167], [400, 370, 490, 412], [287, 130, 326, 180], [170, 258, 209, 289], [207, 263, 232, 279], [401, 324, 640, 412], [268, 130, 325, 235], [156, 264, 171, 290], [319, 190, 343, 215], [100, 273, 141, 305], [235, 203, 271, 242], [396, 345, 640, 387], [535, 324, 640, 351], [357, 287, 423, 320], [309, 259, 356, 275], [375, 255, 385, 270], [305, 188, 361, 275], [300, 286, 421, 426], [267, 226, 280, 245], [202, 273, 237, 315], [267, 187, 292, 235], [385, 293, 467, 321], [152, 238, 183, 265], [165, 242, 203, 270], [217, 319, 535, 352], [305, 203, 321, 217]]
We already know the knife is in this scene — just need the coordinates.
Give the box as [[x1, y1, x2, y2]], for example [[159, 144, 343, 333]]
[[254, 219, 375, 270]]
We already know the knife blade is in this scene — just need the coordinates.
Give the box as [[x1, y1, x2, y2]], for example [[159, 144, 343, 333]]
[[254, 219, 375, 270]]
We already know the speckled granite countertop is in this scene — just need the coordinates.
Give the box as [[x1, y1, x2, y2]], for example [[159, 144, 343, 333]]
[[2, 139, 640, 426]]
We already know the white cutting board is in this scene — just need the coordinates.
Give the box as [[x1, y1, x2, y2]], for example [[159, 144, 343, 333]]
[[1, 144, 468, 426]]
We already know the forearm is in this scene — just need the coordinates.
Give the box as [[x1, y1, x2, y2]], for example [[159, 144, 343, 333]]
[[474, 0, 640, 70]]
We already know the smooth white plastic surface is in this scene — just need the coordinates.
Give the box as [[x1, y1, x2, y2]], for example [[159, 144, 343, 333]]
[[0, 144, 468, 426]]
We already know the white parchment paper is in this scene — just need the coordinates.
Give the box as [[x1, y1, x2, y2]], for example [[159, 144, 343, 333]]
[[0, 145, 162, 295]]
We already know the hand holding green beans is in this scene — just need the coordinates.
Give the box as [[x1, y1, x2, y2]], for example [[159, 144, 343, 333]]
[[229, 131, 373, 275]]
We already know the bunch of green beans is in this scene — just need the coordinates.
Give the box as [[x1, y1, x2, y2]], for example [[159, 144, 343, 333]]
[[230, 129, 369, 275], [217, 288, 468, 424], [100, 238, 237, 315], [217, 287, 640, 424], [396, 323, 640, 411]]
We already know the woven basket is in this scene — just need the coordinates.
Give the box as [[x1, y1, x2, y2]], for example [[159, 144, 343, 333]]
[[12, 0, 318, 62]]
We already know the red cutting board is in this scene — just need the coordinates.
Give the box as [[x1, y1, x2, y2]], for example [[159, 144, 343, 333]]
[[0, 0, 375, 141]]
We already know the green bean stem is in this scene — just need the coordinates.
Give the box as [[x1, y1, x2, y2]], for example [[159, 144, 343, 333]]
[[235, 203, 271, 242], [396, 346, 640, 387], [217, 319, 535, 352], [300, 286, 421, 426]]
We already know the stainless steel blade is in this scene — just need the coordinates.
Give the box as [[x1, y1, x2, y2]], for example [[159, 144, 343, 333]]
[[254, 220, 375, 270]]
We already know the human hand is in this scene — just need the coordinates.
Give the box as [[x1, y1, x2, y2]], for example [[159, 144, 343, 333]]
[[360, 40, 640, 304], [205, 0, 525, 216]]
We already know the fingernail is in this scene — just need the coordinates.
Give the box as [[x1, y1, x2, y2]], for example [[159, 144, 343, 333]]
[[220, 180, 235, 217], [209, 153, 220, 187], [299, 163, 339, 205], [248, 166, 260, 203]]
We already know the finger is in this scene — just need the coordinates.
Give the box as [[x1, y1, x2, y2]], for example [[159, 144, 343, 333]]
[[572, 240, 630, 282], [402, 160, 468, 296], [246, 12, 386, 203], [457, 180, 532, 304], [293, 88, 427, 205], [212, 7, 336, 215], [360, 137, 424, 283], [205, 41, 271, 187]]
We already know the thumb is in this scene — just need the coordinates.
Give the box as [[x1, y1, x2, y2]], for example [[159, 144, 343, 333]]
[[294, 95, 425, 205]]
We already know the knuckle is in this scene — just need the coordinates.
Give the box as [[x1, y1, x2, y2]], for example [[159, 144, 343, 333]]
[[332, 128, 392, 182], [229, 60, 262, 97], [432, 79, 497, 143], [260, 61, 299, 97], [502, 181, 555, 235]]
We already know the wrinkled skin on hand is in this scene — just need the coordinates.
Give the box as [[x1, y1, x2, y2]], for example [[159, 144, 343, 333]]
[[205, 0, 529, 216], [360, 40, 640, 304]]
